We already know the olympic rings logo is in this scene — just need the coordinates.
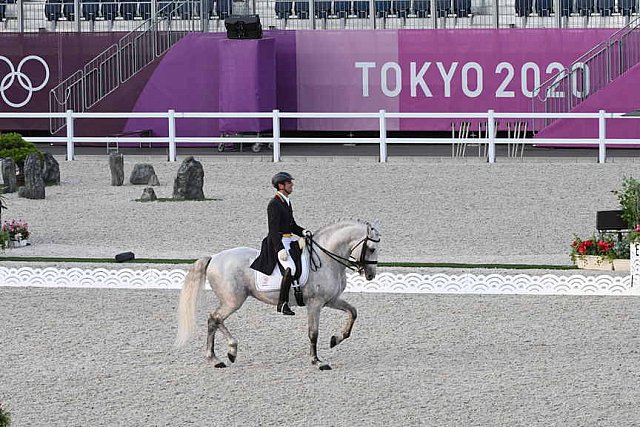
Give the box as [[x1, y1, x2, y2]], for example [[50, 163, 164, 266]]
[[0, 55, 49, 109]]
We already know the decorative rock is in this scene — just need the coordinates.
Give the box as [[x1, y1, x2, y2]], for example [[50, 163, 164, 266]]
[[109, 153, 124, 186], [140, 187, 157, 202], [19, 153, 45, 199], [130, 163, 156, 185], [148, 173, 160, 186], [42, 152, 60, 185], [173, 156, 204, 200], [1, 158, 17, 193]]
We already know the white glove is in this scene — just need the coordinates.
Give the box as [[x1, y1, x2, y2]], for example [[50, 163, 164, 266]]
[[298, 237, 306, 250], [278, 249, 288, 262], [303, 229, 313, 238]]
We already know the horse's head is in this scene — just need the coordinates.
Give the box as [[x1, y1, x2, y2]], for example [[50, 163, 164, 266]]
[[354, 222, 380, 281]]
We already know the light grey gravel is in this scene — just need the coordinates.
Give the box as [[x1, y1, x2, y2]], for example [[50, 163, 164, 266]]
[[2, 287, 640, 426]]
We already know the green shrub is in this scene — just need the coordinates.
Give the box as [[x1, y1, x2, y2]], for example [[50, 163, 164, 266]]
[[0, 401, 10, 427], [0, 132, 42, 168], [614, 177, 640, 229]]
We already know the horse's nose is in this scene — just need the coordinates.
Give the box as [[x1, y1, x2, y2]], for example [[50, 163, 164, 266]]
[[366, 273, 374, 280]]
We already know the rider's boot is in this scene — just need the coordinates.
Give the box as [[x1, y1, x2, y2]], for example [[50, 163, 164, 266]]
[[277, 268, 295, 316]]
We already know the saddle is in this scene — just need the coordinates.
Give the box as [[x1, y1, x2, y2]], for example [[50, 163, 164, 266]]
[[255, 240, 310, 298]]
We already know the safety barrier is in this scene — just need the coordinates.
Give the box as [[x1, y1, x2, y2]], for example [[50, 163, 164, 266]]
[[2, 108, 638, 163]]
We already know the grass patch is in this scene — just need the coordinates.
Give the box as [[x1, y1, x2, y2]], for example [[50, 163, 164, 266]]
[[0, 256, 576, 270]]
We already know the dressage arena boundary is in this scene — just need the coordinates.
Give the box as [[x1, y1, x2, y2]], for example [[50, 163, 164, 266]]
[[1, 266, 640, 296]]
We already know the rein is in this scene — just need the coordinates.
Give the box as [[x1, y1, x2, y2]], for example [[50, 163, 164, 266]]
[[307, 234, 380, 274]]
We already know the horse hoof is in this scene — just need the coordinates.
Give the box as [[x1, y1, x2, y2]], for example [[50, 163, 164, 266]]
[[319, 364, 332, 371], [228, 353, 236, 363], [330, 336, 338, 348], [214, 362, 227, 368]]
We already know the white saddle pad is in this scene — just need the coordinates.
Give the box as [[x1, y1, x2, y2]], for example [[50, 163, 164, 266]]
[[255, 246, 311, 291]]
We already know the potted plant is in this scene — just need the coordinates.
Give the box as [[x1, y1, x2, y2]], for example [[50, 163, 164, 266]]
[[0, 401, 10, 427], [2, 219, 30, 248], [613, 177, 640, 231], [570, 234, 618, 270]]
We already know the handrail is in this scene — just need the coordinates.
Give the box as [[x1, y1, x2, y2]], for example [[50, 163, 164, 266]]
[[6, 108, 640, 164]]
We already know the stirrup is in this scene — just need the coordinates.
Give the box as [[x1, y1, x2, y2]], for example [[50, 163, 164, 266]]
[[277, 302, 295, 316]]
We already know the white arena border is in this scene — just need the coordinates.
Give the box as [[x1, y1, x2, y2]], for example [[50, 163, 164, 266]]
[[1, 266, 640, 296]]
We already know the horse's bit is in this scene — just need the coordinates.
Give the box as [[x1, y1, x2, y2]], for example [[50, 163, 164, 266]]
[[307, 233, 380, 274]]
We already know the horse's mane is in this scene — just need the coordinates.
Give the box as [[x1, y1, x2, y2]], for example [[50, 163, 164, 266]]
[[314, 218, 379, 237]]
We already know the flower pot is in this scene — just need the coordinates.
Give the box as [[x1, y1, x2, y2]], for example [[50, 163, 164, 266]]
[[575, 255, 614, 271], [613, 259, 630, 272], [8, 239, 29, 248]]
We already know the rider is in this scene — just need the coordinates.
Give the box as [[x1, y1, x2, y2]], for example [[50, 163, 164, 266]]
[[250, 172, 312, 316]]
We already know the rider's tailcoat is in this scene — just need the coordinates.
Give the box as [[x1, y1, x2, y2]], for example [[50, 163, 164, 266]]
[[250, 192, 304, 275]]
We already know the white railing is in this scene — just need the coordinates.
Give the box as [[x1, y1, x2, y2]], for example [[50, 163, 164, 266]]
[[4, 109, 639, 163]]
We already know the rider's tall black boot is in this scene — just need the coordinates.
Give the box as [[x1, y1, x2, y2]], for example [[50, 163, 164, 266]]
[[277, 268, 295, 316]]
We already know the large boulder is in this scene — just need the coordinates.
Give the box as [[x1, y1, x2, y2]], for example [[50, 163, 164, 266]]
[[1, 158, 17, 193], [109, 153, 124, 186], [130, 163, 156, 185], [173, 156, 204, 200], [19, 153, 45, 199], [140, 187, 157, 202], [42, 152, 60, 185]]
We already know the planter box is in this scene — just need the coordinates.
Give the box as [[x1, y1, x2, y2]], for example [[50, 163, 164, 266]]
[[575, 255, 614, 271], [8, 239, 29, 248], [613, 259, 630, 272]]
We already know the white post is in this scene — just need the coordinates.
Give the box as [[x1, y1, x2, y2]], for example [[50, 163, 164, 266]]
[[487, 109, 496, 163], [598, 109, 606, 164], [272, 109, 280, 163], [65, 109, 75, 161], [379, 109, 387, 163], [168, 109, 176, 162]]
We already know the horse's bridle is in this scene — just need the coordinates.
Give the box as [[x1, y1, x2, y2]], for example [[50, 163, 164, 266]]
[[308, 232, 380, 274]]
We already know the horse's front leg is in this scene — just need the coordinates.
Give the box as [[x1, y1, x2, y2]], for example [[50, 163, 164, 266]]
[[307, 303, 331, 371], [326, 298, 357, 348]]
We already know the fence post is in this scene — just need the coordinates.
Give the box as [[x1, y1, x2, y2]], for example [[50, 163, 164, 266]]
[[168, 109, 176, 162], [598, 109, 606, 164], [487, 109, 496, 163], [66, 109, 75, 161], [379, 109, 387, 163], [272, 109, 280, 163]]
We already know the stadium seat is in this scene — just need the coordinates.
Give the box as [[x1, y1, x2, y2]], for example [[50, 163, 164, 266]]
[[597, 0, 613, 15], [535, 0, 570, 16], [82, 0, 99, 20], [413, 0, 429, 17], [453, 0, 470, 16], [315, 0, 332, 18], [62, 0, 74, 20], [295, 0, 309, 18], [44, 0, 63, 21], [216, 0, 231, 18], [157, 0, 174, 17], [515, 0, 532, 16], [620, 0, 635, 15], [101, 0, 118, 20], [574, 0, 592, 15], [176, 1, 197, 18], [436, 0, 449, 16], [334, 0, 350, 16], [394, 0, 410, 17], [0, 0, 5, 21], [275, 0, 292, 18], [353, 0, 369, 17], [375, 0, 391, 17], [139, 0, 150, 18], [119, 0, 137, 19]]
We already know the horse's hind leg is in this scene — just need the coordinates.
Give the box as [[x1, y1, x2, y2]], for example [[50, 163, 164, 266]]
[[207, 303, 242, 368], [326, 298, 357, 348]]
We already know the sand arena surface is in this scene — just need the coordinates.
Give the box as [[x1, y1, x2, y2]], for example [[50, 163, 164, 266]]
[[2, 287, 640, 426], [1, 154, 639, 265]]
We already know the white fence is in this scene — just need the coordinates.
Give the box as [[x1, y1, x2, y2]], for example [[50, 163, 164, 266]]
[[3, 109, 639, 163]]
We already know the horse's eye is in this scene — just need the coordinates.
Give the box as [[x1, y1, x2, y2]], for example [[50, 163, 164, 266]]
[[370, 248, 376, 253]]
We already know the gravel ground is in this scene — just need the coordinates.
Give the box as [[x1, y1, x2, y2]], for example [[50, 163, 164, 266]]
[[2, 287, 640, 426], [1, 154, 639, 265]]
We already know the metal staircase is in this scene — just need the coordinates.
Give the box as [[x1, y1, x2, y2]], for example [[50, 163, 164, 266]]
[[48, 1, 200, 133]]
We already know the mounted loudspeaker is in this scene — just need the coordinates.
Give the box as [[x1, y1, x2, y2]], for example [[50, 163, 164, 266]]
[[224, 15, 263, 40]]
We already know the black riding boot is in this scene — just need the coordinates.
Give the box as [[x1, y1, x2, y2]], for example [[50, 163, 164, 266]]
[[277, 269, 295, 316]]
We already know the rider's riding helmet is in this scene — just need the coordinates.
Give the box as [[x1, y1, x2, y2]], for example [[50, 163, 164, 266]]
[[272, 172, 294, 189]]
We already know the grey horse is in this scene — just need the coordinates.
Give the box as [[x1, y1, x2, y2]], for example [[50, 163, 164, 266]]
[[175, 219, 381, 370]]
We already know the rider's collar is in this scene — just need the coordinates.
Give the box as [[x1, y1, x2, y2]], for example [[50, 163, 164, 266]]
[[276, 191, 290, 205]]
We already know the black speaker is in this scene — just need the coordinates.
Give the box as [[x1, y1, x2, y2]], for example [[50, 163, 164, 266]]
[[225, 15, 262, 39], [596, 210, 628, 231]]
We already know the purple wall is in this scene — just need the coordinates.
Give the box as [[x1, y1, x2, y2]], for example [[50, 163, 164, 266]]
[[2, 29, 632, 137]]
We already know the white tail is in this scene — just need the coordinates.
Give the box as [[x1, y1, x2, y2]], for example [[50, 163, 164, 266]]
[[175, 256, 212, 347]]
